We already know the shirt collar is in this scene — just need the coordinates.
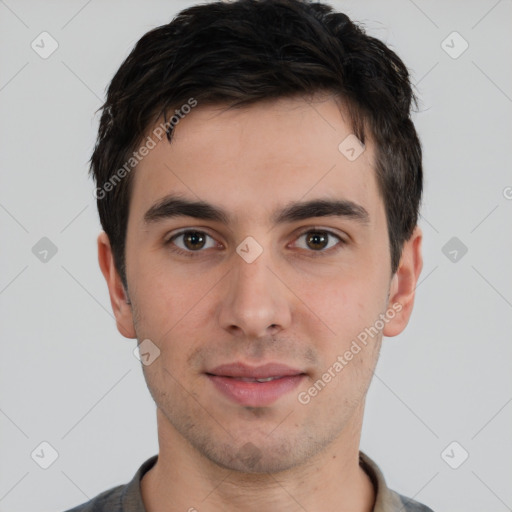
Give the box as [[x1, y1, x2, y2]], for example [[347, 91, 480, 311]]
[[359, 451, 405, 511]]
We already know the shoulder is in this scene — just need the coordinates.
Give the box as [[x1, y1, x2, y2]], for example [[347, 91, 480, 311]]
[[62, 454, 158, 512], [392, 490, 436, 512], [62, 484, 124, 512]]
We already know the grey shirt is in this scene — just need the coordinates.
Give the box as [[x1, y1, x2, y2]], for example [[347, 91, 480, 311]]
[[63, 451, 434, 511]]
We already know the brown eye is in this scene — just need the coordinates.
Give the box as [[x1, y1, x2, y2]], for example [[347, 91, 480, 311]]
[[167, 230, 217, 253], [293, 229, 344, 253], [305, 231, 329, 250], [183, 231, 206, 250]]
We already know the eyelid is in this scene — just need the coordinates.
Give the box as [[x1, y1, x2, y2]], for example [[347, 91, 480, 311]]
[[165, 228, 221, 247], [294, 226, 346, 240], [164, 224, 217, 239], [164, 227, 345, 241]]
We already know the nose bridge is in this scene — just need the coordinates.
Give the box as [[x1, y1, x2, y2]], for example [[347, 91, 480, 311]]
[[218, 239, 291, 337]]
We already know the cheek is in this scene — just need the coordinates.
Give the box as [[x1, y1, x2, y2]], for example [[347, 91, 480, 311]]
[[130, 265, 226, 379], [296, 272, 388, 392], [299, 272, 382, 337], [130, 258, 219, 330]]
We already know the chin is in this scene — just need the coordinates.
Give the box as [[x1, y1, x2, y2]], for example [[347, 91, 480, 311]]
[[196, 432, 324, 475]]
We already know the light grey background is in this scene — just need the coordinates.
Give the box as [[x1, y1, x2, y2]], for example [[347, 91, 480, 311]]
[[1, 1, 511, 511]]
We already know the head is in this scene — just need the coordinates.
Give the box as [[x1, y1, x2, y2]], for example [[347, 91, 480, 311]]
[[95, 0, 423, 474]]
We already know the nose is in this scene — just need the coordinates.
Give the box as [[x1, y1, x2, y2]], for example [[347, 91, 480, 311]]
[[217, 246, 292, 339]]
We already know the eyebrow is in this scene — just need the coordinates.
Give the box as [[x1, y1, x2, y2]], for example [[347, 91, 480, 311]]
[[143, 194, 370, 227]]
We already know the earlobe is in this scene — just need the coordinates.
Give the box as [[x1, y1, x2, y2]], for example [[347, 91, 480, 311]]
[[97, 232, 137, 339], [382, 226, 423, 338]]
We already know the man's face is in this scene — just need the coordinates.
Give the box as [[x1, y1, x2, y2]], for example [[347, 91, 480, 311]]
[[116, 95, 406, 473]]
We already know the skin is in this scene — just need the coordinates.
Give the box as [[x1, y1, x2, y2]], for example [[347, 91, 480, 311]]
[[98, 93, 423, 512]]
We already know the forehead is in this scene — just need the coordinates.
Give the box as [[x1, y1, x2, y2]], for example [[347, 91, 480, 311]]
[[129, 95, 381, 228]]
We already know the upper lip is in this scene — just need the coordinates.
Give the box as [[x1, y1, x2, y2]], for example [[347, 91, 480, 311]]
[[206, 362, 305, 379]]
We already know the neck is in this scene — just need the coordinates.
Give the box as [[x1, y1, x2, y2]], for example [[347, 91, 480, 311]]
[[141, 407, 375, 512]]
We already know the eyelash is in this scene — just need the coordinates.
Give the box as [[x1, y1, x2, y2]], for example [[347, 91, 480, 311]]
[[164, 228, 347, 258]]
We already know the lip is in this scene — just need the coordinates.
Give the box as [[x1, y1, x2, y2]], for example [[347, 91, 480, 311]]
[[206, 362, 306, 407], [208, 362, 304, 379]]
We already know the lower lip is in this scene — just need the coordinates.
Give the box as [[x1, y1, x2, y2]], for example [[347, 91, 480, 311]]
[[207, 374, 305, 407]]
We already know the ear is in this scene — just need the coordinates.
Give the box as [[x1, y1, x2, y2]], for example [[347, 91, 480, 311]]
[[97, 231, 137, 339], [383, 225, 423, 338]]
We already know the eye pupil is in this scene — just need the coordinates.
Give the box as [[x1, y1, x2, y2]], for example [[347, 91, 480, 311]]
[[306, 232, 328, 250], [184, 231, 205, 250]]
